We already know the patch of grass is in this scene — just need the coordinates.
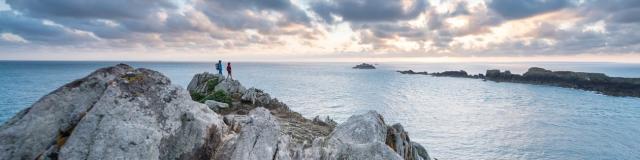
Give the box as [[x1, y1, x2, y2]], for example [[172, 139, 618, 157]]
[[190, 92, 206, 102], [206, 79, 218, 93], [123, 73, 144, 82], [200, 90, 232, 105]]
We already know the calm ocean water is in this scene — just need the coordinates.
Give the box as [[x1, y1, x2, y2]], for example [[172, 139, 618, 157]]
[[1, 61, 640, 159]]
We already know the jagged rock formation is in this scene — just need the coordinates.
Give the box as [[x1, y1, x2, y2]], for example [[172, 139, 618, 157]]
[[0, 64, 227, 160], [353, 63, 376, 69], [188, 70, 431, 160], [0, 64, 432, 160], [398, 67, 640, 98], [241, 88, 272, 106]]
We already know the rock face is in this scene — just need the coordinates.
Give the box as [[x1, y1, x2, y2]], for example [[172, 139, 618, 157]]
[[205, 100, 229, 111], [0, 64, 227, 160], [353, 63, 376, 69], [215, 79, 246, 96], [187, 72, 221, 95], [0, 64, 432, 160], [323, 111, 402, 160], [241, 88, 271, 106], [217, 108, 281, 160]]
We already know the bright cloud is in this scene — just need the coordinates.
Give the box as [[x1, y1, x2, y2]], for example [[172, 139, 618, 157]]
[[0, 0, 639, 60]]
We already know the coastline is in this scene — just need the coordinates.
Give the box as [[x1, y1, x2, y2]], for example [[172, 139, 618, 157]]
[[0, 64, 432, 160], [398, 67, 640, 98]]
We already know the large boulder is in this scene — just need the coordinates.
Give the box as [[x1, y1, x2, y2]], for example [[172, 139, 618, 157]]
[[329, 111, 388, 145], [215, 107, 286, 160], [0, 64, 227, 160], [187, 72, 221, 95], [319, 111, 431, 160], [387, 124, 431, 160], [322, 111, 402, 160], [241, 88, 271, 106], [0, 64, 131, 159], [215, 79, 246, 96], [205, 100, 229, 111]]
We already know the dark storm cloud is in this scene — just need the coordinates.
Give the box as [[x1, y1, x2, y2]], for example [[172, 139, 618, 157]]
[[311, 0, 429, 23], [526, 0, 640, 54], [197, 0, 311, 31], [6, 0, 175, 19], [489, 0, 573, 20], [2, 0, 314, 48], [4, 0, 182, 42], [0, 11, 97, 44], [581, 0, 640, 24]]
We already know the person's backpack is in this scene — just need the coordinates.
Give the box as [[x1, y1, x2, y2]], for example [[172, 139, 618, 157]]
[[216, 63, 221, 70]]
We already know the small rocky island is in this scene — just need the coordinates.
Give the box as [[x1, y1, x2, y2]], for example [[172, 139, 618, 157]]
[[0, 64, 431, 160], [353, 63, 376, 69], [399, 67, 640, 98]]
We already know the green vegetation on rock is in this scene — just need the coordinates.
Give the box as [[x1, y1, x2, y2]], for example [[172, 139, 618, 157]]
[[191, 90, 231, 105], [190, 92, 206, 102], [122, 73, 144, 82], [207, 91, 232, 104], [206, 79, 218, 93]]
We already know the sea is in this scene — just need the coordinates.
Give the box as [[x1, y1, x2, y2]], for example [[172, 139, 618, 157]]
[[1, 61, 639, 159]]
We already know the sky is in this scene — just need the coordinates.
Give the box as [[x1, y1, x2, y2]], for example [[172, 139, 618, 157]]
[[0, 0, 640, 62]]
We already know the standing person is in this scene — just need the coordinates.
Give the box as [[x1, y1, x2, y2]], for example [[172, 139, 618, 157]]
[[216, 60, 223, 75], [226, 62, 232, 80]]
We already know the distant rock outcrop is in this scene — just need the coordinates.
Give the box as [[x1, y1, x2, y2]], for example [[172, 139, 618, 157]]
[[0, 64, 432, 160], [399, 67, 640, 98], [397, 70, 428, 75], [484, 67, 640, 97], [430, 70, 469, 77], [353, 63, 376, 69]]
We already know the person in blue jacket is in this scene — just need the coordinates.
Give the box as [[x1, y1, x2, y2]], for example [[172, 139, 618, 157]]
[[216, 60, 223, 75]]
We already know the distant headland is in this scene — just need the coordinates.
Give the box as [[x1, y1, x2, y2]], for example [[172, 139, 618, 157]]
[[398, 67, 640, 98]]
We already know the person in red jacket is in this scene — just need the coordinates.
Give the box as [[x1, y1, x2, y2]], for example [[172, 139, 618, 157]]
[[226, 62, 232, 80]]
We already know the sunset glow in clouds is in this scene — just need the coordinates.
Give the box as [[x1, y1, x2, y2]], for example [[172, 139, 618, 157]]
[[1, 0, 640, 61]]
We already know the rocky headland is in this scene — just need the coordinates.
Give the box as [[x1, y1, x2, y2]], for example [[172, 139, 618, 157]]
[[398, 67, 640, 98], [0, 64, 431, 160], [353, 63, 376, 69]]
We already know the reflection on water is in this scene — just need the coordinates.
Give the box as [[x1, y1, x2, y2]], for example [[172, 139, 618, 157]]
[[1, 61, 640, 159]]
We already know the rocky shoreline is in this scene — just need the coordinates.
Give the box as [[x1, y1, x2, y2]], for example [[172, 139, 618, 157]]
[[398, 67, 640, 98], [0, 64, 431, 160]]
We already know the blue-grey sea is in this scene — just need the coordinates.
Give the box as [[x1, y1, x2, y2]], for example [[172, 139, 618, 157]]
[[1, 61, 640, 159]]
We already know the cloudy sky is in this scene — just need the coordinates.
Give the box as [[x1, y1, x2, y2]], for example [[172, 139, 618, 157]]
[[1, 0, 639, 62]]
